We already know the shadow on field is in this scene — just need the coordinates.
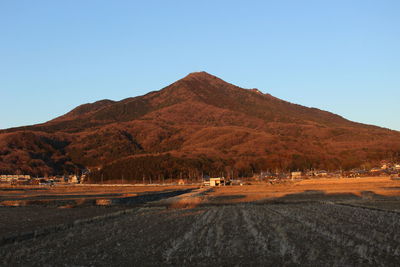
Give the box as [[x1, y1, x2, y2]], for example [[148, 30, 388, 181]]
[[0, 188, 197, 246], [0, 188, 196, 208], [257, 190, 396, 204], [266, 190, 360, 202], [208, 195, 246, 201], [115, 189, 195, 205]]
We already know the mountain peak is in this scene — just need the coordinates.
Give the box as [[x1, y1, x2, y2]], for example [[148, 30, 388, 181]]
[[183, 71, 220, 81], [178, 71, 238, 91]]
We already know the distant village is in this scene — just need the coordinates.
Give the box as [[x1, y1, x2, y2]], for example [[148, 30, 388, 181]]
[[1, 161, 400, 186], [258, 161, 400, 180], [0, 174, 87, 186]]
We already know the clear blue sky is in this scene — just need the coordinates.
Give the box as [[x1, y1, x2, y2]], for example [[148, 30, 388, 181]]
[[1, 0, 399, 130]]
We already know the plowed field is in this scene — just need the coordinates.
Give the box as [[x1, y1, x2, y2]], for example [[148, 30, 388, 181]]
[[2, 178, 400, 266]]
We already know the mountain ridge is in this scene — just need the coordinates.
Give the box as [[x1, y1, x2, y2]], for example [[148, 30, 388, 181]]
[[1, 72, 399, 180]]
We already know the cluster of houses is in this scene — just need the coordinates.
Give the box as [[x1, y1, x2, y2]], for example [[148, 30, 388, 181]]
[[0, 175, 31, 182], [0, 174, 85, 185], [2, 162, 400, 187], [288, 163, 400, 179], [257, 170, 331, 180], [251, 162, 400, 181], [342, 163, 400, 178], [369, 163, 400, 174]]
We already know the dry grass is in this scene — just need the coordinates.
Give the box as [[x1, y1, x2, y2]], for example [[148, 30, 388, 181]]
[[203, 176, 400, 204]]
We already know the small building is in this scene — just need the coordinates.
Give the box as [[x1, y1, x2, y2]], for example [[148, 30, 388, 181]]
[[69, 175, 79, 183], [80, 174, 87, 184], [291, 172, 302, 179], [209, 177, 225, 186], [203, 177, 225, 186], [178, 179, 185, 185], [315, 170, 328, 177]]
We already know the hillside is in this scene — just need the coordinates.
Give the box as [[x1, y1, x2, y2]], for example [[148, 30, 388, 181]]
[[1, 72, 400, 181]]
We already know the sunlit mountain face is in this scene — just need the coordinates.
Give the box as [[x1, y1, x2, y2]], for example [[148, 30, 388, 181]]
[[1, 72, 400, 181]]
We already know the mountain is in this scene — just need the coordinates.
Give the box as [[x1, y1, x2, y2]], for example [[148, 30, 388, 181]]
[[1, 72, 400, 181]]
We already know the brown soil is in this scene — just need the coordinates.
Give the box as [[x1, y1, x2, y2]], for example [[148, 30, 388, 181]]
[[0, 185, 196, 237], [1, 178, 400, 266]]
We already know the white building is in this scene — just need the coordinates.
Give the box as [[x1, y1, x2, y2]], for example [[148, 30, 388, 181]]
[[204, 177, 225, 186], [291, 172, 302, 179]]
